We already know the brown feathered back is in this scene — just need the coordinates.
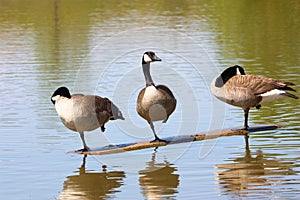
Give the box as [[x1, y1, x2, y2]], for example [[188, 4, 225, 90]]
[[227, 74, 296, 95]]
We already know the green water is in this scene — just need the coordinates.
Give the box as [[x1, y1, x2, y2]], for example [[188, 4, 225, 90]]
[[0, 0, 299, 199]]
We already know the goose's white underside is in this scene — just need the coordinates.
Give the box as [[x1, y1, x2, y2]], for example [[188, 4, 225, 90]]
[[142, 86, 165, 104], [141, 85, 168, 121], [54, 96, 100, 132], [210, 79, 228, 101]]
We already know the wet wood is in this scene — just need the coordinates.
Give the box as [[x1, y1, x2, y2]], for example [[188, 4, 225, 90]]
[[69, 124, 281, 155]]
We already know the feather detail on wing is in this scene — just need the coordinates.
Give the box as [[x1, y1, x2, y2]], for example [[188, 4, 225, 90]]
[[94, 96, 114, 119], [227, 74, 297, 95], [156, 85, 177, 119]]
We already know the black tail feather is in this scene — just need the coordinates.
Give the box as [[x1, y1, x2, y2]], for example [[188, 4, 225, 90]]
[[281, 92, 299, 99], [283, 81, 296, 86], [282, 86, 296, 92]]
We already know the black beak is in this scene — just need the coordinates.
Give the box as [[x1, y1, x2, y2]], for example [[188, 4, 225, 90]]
[[154, 55, 162, 62]]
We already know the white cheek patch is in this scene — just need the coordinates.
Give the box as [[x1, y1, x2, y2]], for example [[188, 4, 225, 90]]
[[236, 67, 241, 75], [143, 54, 152, 62], [52, 95, 60, 101]]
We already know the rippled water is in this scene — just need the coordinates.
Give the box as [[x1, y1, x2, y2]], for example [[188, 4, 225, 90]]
[[0, 0, 299, 199]]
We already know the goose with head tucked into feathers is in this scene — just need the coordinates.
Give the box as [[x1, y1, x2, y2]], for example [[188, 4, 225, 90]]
[[211, 65, 298, 131], [51, 87, 124, 152], [136, 51, 177, 143]]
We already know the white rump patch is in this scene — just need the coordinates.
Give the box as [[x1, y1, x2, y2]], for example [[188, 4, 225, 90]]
[[260, 89, 286, 104], [143, 54, 152, 62], [261, 89, 285, 97]]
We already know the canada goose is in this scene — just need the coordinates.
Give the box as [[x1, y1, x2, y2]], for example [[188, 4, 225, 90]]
[[136, 51, 177, 143], [51, 87, 124, 152], [211, 65, 298, 130]]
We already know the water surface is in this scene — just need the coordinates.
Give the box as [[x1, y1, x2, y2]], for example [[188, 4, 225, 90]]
[[0, 0, 299, 199]]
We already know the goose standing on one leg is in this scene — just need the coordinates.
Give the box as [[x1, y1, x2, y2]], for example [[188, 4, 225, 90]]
[[51, 87, 124, 152], [211, 65, 298, 132], [136, 51, 177, 143]]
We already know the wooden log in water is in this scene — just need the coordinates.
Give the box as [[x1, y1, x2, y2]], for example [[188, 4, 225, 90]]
[[69, 124, 281, 155]]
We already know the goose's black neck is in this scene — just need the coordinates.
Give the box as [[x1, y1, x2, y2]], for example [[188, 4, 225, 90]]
[[215, 65, 245, 87], [142, 63, 154, 86]]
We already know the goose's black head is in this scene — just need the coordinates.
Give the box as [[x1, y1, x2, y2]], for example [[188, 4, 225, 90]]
[[215, 65, 246, 87], [142, 51, 162, 64], [51, 86, 71, 104]]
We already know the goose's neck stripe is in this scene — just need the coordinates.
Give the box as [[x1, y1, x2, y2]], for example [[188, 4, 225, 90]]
[[146, 82, 155, 87], [142, 63, 154, 86]]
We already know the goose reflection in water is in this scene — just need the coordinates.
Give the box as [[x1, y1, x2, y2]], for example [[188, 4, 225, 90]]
[[139, 149, 179, 199], [58, 155, 125, 200], [215, 143, 297, 198]]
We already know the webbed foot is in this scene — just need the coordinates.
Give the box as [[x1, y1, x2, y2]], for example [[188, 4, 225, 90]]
[[150, 138, 168, 143], [75, 147, 91, 152], [256, 105, 261, 109]]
